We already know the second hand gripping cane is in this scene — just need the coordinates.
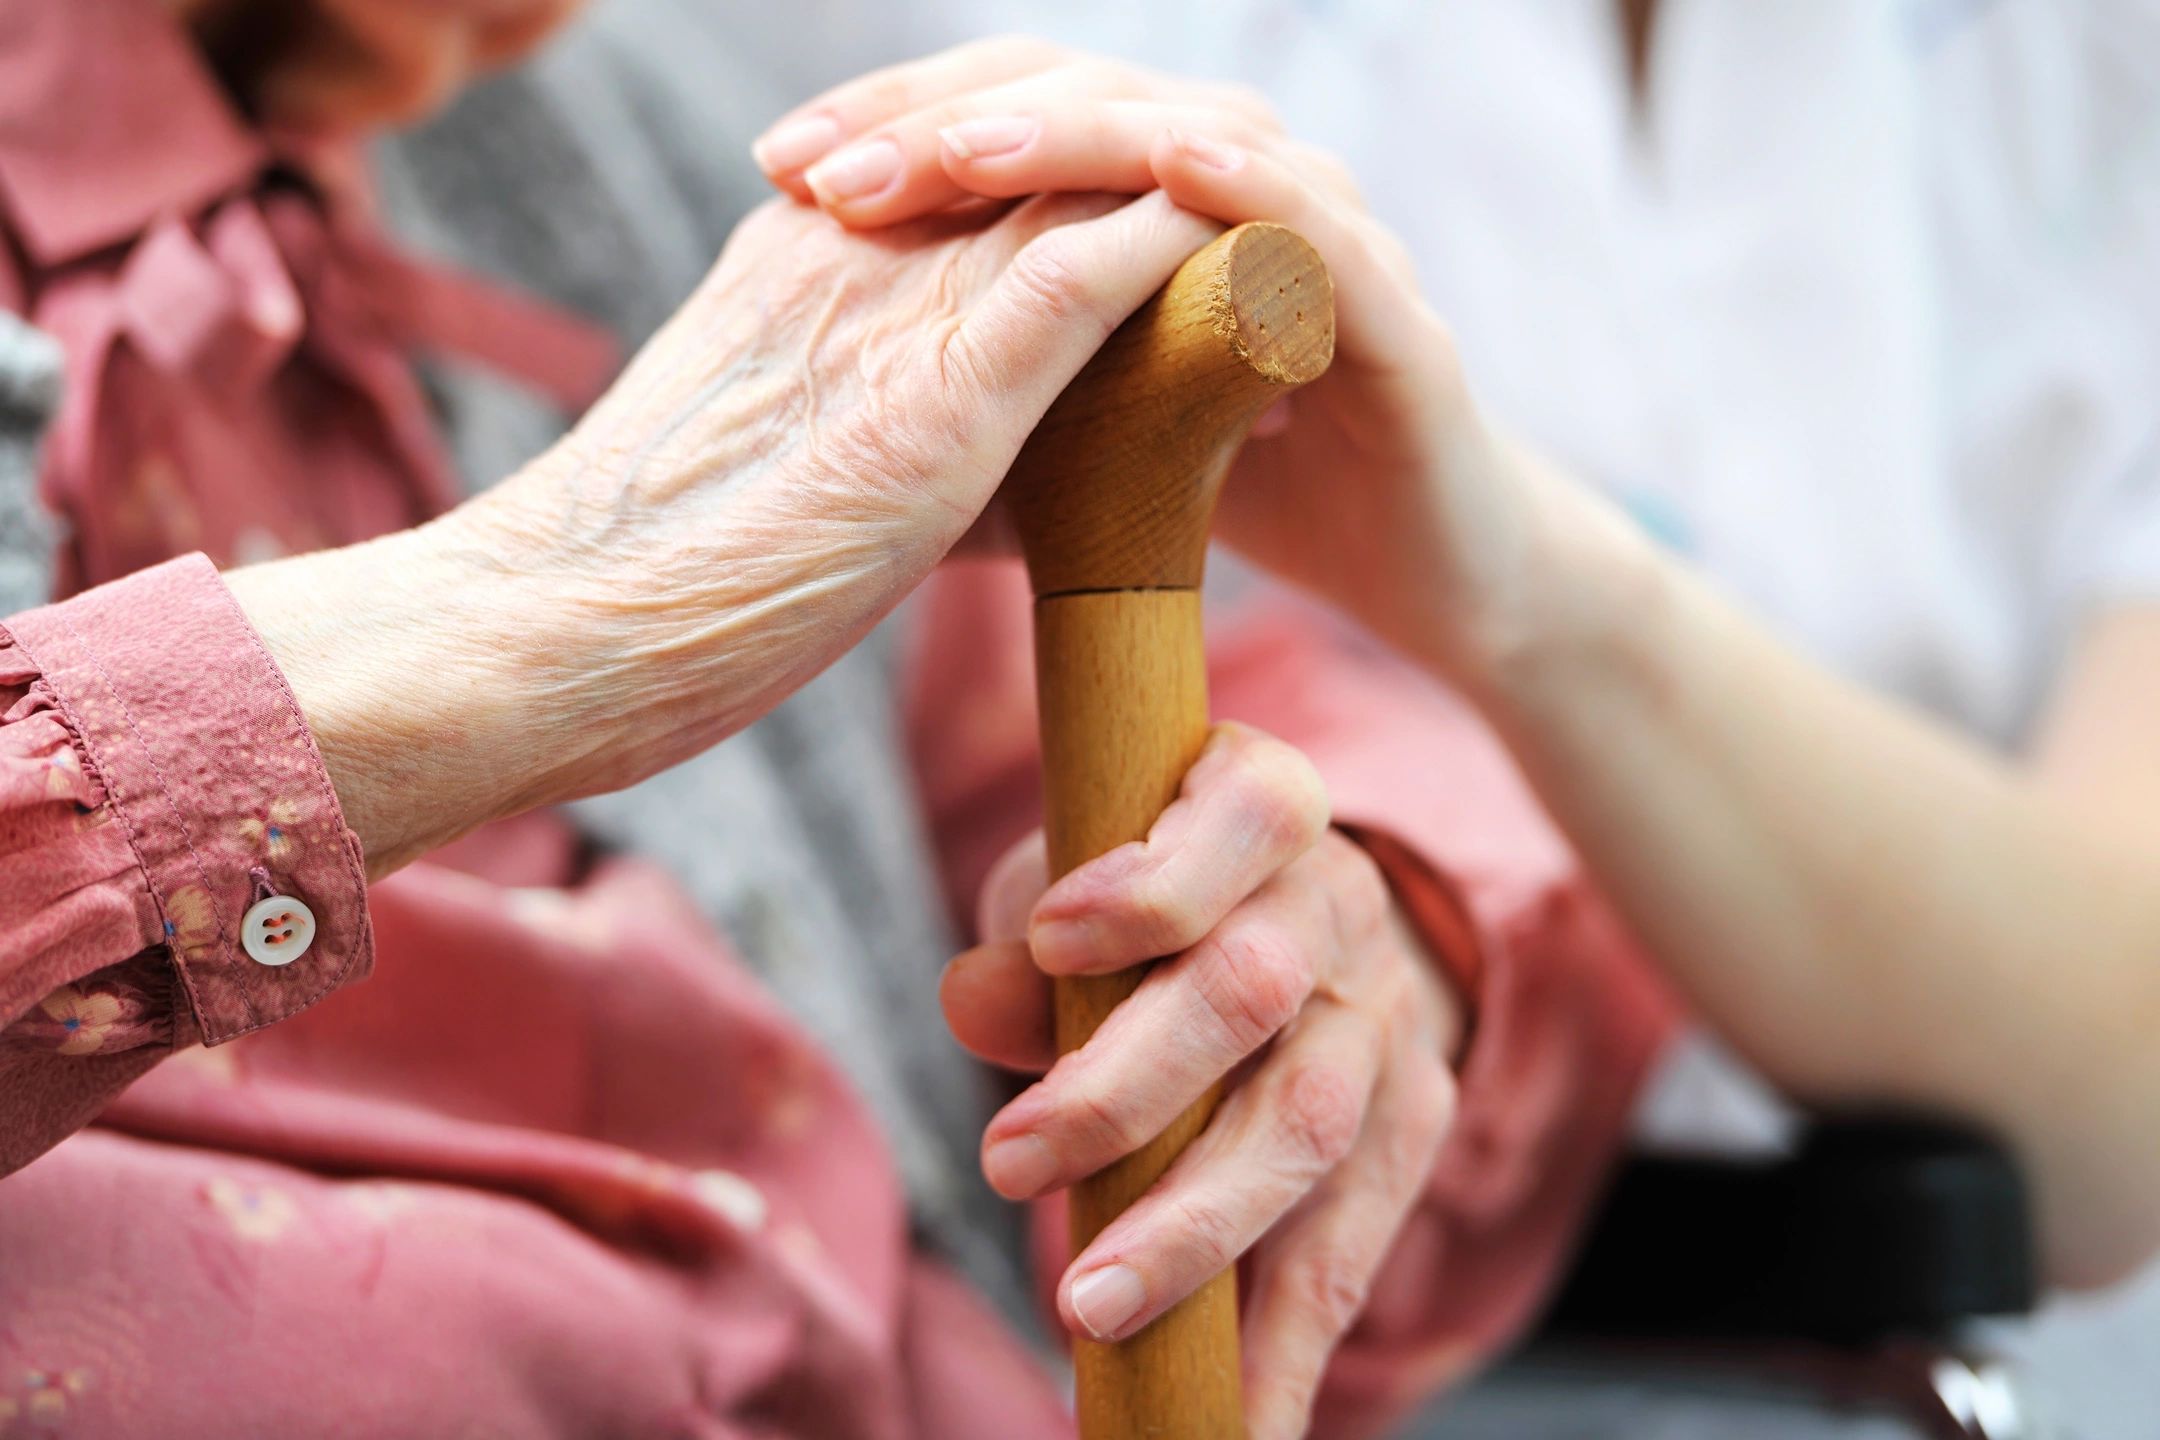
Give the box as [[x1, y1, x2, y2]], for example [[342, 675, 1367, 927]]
[[1004, 223, 1337, 1440]]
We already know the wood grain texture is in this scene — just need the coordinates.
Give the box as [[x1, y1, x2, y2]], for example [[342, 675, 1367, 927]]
[[1006, 224, 1336, 1440], [1035, 591, 1241, 1438], [1008, 223, 1335, 598]]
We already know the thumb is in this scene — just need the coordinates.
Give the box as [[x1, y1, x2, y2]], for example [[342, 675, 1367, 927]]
[[941, 191, 1220, 479], [976, 831, 1051, 944]]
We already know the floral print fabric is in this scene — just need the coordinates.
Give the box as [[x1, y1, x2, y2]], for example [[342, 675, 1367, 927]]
[[0, 557, 372, 1174]]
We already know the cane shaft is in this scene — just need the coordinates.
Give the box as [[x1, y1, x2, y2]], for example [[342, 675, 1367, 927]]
[[1036, 589, 1242, 1439], [1008, 223, 1334, 1440]]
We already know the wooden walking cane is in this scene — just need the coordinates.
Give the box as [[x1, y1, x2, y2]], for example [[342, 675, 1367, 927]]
[[1004, 223, 1336, 1438]]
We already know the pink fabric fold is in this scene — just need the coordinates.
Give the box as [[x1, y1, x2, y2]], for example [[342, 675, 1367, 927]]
[[0, 0, 266, 267], [0, 0, 617, 596]]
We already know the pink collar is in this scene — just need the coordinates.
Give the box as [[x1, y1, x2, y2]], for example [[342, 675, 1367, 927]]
[[0, 0, 617, 419], [0, 0, 267, 269]]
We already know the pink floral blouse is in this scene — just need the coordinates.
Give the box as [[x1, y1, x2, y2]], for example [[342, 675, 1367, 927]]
[[0, 2, 1677, 1436]]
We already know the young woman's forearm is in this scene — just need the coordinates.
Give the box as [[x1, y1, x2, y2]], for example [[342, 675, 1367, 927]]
[[1446, 442, 2160, 1289]]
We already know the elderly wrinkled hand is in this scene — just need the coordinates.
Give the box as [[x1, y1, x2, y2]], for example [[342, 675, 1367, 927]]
[[233, 190, 1218, 876], [941, 723, 1461, 1440]]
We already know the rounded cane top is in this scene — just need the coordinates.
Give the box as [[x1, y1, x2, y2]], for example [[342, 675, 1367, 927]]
[[1212, 223, 1336, 388], [1005, 223, 1336, 597]]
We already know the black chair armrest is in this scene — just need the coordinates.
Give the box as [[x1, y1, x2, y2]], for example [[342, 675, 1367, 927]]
[[1543, 1114, 2037, 1347]]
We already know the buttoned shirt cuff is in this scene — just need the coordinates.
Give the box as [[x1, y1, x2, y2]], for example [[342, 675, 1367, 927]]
[[5, 552, 372, 1043]]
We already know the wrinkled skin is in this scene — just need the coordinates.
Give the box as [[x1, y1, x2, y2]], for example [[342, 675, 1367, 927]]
[[234, 190, 1223, 873]]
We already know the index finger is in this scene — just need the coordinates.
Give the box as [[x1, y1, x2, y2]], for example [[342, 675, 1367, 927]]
[[752, 36, 1071, 195], [1028, 722, 1331, 976]]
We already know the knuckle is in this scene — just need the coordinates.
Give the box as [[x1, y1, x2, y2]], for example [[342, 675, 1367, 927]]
[[1412, 1054, 1459, 1145], [850, 71, 917, 123], [1124, 869, 1202, 949], [1385, 1054, 1457, 1182], [1326, 839, 1390, 946], [1290, 1241, 1376, 1334], [1004, 234, 1100, 328], [1198, 928, 1310, 1052], [1248, 1381, 1321, 1440], [1162, 1192, 1246, 1276], [1066, 1076, 1149, 1157], [1274, 1061, 1365, 1174], [1230, 742, 1330, 854]]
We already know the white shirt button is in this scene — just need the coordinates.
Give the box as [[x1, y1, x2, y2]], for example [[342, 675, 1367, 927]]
[[240, 895, 316, 966]]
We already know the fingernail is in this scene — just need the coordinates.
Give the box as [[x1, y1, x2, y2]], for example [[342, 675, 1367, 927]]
[[1070, 1264, 1148, 1341], [941, 114, 1039, 161], [983, 1134, 1058, 1198], [752, 112, 842, 173], [1167, 128, 1243, 172], [806, 138, 902, 204]]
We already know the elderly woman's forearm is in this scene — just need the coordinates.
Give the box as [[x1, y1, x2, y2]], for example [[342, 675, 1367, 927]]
[[1441, 445, 2160, 1289], [223, 513, 583, 879], [220, 191, 1222, 881]]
